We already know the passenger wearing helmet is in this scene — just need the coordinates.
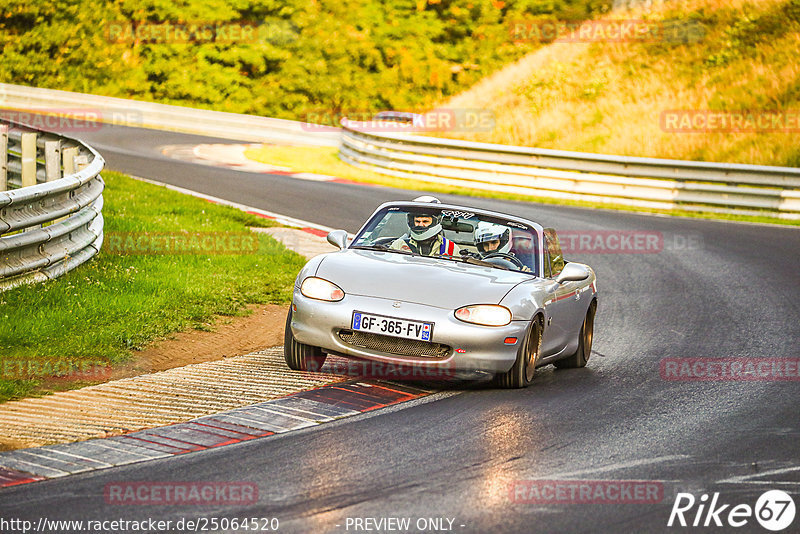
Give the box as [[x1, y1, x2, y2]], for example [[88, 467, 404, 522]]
[[474, 222, 531, 272], [390, 210, 462, 257]]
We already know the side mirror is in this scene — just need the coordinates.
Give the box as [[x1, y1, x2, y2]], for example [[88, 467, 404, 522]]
[[326, 230, 349, 250], [555, 262, 590, 284]]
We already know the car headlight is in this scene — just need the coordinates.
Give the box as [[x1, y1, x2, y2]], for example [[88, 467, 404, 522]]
[[455, 305, 512, 326], [300, 277, 345, 302]]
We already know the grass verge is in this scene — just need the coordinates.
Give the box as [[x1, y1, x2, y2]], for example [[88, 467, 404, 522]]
[[0, 171, 306, 403], [244, 145, 800, 227], [438, 0, 800, 168]]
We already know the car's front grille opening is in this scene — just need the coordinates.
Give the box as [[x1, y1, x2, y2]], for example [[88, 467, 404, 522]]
[[338, 330, 451, 359]]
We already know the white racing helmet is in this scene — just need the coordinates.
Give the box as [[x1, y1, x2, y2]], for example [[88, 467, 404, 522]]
[[406, 209, 442, 242], [475, 222, 511, 255]]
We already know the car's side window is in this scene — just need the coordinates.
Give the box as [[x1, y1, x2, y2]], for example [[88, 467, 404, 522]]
[[543, 228, 565, 277]]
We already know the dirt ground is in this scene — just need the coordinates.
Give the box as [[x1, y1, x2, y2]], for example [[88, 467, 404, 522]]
[[108, 304, 289, 380]]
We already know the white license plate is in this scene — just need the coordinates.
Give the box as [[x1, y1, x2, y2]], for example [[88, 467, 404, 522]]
[[352, 311, 433, 341]]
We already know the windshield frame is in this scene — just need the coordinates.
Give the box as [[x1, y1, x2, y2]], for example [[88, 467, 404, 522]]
[[349, 201, 544, 276]]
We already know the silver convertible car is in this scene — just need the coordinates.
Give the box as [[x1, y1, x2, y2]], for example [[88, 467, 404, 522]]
[[284, 197, 597, 388]]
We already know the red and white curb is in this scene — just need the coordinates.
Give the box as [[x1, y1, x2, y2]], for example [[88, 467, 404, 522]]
[[0, 381, 431, 488], [159, 143, 367, 186]]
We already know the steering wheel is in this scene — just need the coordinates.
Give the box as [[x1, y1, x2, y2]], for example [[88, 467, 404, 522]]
[[371, 236, 396, 248], [482, 252, 525, 270]]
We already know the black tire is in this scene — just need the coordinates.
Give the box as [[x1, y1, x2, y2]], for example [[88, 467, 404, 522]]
[[554, 301, 596, 369], [284, 307, 327, 372], [496, 318, 542, 389]]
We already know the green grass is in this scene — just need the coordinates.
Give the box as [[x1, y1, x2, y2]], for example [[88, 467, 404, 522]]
[[245, 145, 800, 227], [437, 0, 800, 169], [0, 171, 306, 402]]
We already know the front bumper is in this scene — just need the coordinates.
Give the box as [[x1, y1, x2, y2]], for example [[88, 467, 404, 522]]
[[290, 290, 528, 376]]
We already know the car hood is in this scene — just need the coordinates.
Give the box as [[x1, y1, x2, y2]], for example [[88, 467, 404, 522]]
[[315, 249, 532, 309]]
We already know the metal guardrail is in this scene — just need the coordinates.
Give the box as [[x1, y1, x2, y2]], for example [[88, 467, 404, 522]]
[[4, 84, 797, 219], [0, 119, 104, 290], [0, 83, 339, 147], [339, 120, 800, 220]]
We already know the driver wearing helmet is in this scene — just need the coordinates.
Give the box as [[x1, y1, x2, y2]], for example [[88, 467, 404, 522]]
[[390, 210, 462, 257], [474, 222, 531, 271], [475, 222, 512, 256]]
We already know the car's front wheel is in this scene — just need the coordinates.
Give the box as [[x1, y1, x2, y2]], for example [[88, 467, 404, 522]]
[[554, 300, 596, 369], [284, 307, 327, 372], [496, 318, 542, 389]]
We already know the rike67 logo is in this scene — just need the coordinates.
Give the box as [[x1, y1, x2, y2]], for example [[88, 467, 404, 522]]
[[668, 490, 796, 531]]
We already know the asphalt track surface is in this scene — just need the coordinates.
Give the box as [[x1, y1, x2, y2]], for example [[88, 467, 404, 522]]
[[1, 123, 799, 533]]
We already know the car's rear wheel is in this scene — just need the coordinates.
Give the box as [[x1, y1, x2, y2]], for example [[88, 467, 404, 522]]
[[554, 300, 596, 369], [496, 318, 542, 389], [284, 307, 327, 372]]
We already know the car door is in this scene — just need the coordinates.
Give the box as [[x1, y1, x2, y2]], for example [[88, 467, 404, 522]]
[[540, 229, 574, 357]]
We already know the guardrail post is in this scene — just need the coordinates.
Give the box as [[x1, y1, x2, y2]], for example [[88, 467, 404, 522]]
[[21, 132, 37, 187], [62, 146, 78, 175], [57, 147, 81, 224], [45, 140, 62, 182], [74, 154, 89, 172], [0, 124, 7, 191]]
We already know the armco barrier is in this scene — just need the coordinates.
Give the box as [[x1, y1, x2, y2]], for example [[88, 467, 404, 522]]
[[0, 119, 104, 290], [339, 119, 800, 220]]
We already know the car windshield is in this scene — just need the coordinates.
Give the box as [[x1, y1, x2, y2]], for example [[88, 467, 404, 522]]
[[351, 205, 538, 275]]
